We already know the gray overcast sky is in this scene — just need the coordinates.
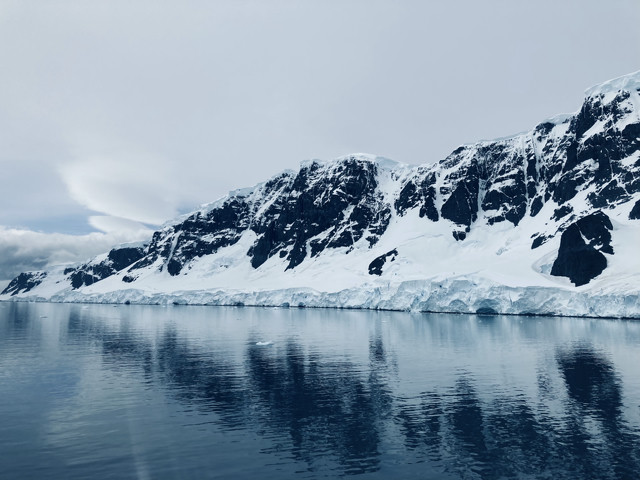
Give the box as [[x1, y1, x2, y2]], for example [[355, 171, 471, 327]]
[[0, 0, 639, 280]]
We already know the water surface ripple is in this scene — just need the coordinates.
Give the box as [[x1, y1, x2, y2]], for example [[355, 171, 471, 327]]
[[1, 303, 639, 479]]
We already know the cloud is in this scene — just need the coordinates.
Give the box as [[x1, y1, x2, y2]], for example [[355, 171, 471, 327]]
[[0, 226, 151, 283], [88, 215, 152, 234], [59, 153, 179, 225]]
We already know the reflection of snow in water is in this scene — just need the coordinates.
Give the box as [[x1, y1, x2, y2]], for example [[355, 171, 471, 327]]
[[255, 341, 273, 346]]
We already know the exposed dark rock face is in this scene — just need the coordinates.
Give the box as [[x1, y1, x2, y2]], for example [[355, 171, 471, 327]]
[[531, 234, 549, 250], [553, 205, 573, 221], [529, 196, 544, 218], [144, 195, 253, 276], [440, 160, 479, 230], [396, 170, 438, 221], [248, 158, 391, 270], [66, 246, 146, 289], [630, 199, 640, 220], [1, 272, 47, 296], [477, 144, 528, 226], [368, 249, 398, 276], [452, 231, 467, 241], [551, 93, 640, 207], [550, 212, 614, 286], [437, 139, 533, 232], [108, 247, 147, 271]]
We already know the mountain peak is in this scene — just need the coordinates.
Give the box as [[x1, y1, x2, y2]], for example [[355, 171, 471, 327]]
[[301, 153, 404, 171], [584, 70, 640, 98]]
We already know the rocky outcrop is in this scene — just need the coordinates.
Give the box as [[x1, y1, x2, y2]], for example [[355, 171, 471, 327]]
[[65, 246, 146, 289], [1, 271, 47, 296], [550, 212, 614, 286], [247, 159, 391, 270], [368, 249, 398, 276], [630, 199, 640, 220]]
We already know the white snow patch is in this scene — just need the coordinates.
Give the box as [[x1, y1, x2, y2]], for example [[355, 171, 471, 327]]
[[585, 70, 640, 98]]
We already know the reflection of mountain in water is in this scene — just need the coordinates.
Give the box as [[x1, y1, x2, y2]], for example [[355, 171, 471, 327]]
[[63, 309, 640, 479], [557, 345, 639, 480], [396, 378, 554, 478], [396, 345, 640, 480], [244, 338, 391, 474]]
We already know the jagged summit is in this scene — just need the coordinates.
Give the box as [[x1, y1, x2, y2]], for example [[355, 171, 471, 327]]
[[3, 72, 640, 318], [300, 153, 405, 172]]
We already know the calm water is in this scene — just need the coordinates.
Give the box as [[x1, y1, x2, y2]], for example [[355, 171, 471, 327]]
[[1, 303, 639, 479]]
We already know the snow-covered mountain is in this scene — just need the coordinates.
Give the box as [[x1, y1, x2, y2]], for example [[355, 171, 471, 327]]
[[3, 71, 640, 317]]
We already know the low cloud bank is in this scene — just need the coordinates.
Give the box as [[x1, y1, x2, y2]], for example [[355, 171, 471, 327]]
[[0, 226, 151, 283]]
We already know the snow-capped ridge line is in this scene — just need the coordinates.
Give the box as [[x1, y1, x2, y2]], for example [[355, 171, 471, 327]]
[[584, 70, 640, 97], [300, 153, 406, 170]]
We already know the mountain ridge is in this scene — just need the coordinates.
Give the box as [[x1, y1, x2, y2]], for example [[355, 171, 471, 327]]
[[3, 71, 640, 318]]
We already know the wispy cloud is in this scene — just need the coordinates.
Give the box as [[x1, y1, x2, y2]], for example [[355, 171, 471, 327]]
[[59, 153, 179, 225]]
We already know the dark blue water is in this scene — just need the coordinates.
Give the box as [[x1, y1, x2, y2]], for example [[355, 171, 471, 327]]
[[1, 303, 639, 479]]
